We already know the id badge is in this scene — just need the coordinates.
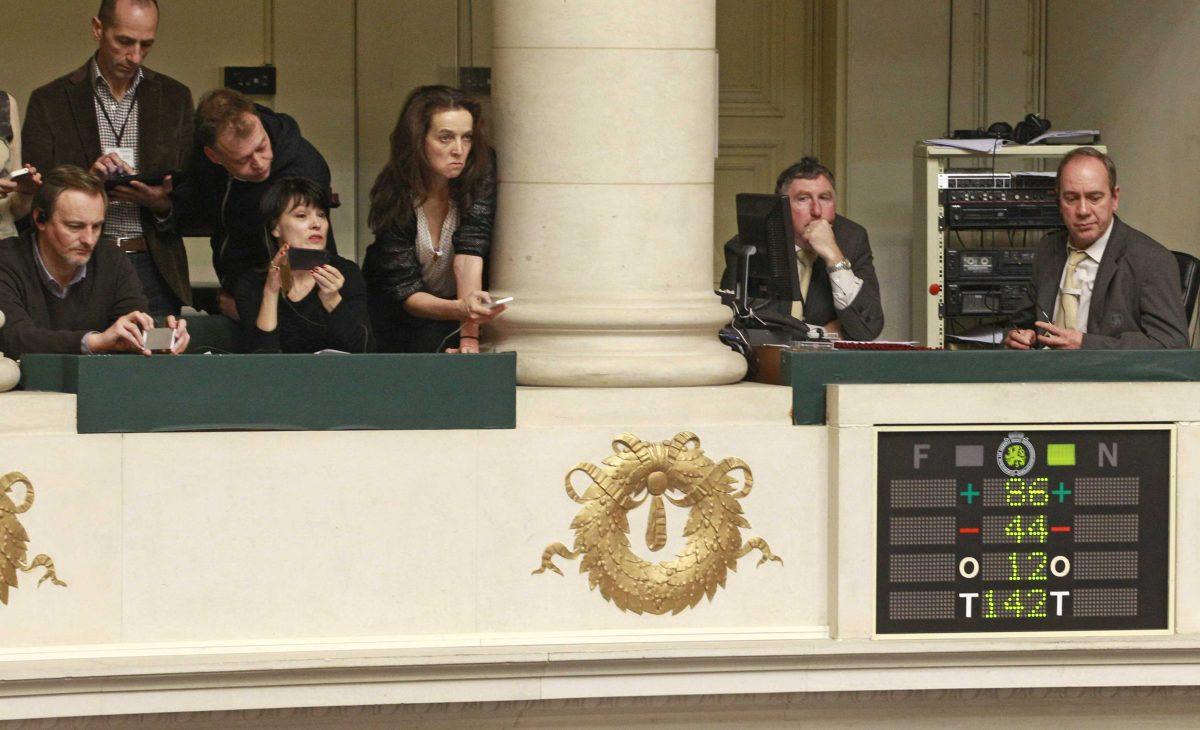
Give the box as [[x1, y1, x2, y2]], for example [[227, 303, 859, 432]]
[[103, 145, 137, 171]]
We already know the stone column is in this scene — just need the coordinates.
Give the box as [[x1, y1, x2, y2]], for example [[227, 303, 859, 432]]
[[488, 0, 746, 387]]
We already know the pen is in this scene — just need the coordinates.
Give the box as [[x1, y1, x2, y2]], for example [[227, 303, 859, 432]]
[[1036, 305, 1052, 348]]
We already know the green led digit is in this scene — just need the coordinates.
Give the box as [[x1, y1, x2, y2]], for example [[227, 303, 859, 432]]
[[1029, 514, 1048, 542], [984, 589, 997, 618], [1030, 551, 1048, 581], [1005, 477, 1027, 506], [1003, 589, 1024, 617], [1029, 589, 1048, 618], [1005, 515, 1024, 543], [1030, 477, 1050, 506], [1008, 552, 1021, 580]]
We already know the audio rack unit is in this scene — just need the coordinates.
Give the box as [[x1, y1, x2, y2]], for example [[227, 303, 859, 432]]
[[939, 171, 1062, 230]]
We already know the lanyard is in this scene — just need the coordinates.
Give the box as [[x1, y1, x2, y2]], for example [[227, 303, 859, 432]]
[[94, 85, 136, 147]]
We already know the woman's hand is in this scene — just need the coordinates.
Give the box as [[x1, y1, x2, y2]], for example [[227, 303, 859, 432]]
[[457, 291, 506, 324], [265, 244, 289, 295], [312, 263, 345, 312], [452, 332, 481, 354]]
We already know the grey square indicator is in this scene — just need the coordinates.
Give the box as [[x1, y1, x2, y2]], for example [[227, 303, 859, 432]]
[[955, 444, 984, 467]]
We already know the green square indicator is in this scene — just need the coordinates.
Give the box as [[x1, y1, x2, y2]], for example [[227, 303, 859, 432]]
[[1046, 443, 1076, 466]]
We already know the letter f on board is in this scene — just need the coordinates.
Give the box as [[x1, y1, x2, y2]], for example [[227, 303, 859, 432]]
[[913, 444, 931, 469]]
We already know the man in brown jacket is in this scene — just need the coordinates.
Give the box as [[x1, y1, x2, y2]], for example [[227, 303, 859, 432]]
[[22, 0, 194, 317]]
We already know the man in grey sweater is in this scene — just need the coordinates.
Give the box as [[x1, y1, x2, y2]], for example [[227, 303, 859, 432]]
[[0, 166, 188, 358]]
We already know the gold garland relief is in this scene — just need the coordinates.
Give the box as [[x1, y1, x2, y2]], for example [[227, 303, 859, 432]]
[[1, 472, 66, 605], [533, 432, 781, 615]]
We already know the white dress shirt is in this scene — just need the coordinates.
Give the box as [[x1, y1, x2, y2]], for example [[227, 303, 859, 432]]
[[794, 246, 864, 313], [1053, 218, 1114, 333]]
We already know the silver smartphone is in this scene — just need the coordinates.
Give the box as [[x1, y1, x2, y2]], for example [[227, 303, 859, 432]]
[[143, 327, 177, 353]]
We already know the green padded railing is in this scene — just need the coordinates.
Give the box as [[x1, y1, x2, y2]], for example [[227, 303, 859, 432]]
[[20, 352, 516, 433], [784, 349, 1200, 425]]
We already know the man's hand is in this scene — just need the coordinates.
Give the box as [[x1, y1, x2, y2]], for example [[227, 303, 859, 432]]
[[458, 291, 506, 324], [90, 152, 134, 180], [86, 311, 154, 355], [801, 219, 845, 266], [1003, 328, 1038, 350], [109, 174, 173, 217], [1035, 320, 1083, 349], [821, 319, 843, 337], [166, 315, 190, 355]]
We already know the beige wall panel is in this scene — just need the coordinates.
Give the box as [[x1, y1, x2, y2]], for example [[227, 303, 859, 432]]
[[3, 1, 263, 117], [717, 0, 786, 116], [272, 0, 357, 259], [355, 0, 459, 255], [1176, 422, 1200, 632], [491, 184, 713, 292], [713, 138, 786, 275], [112, 424, 825, 643], [493, 0, 715, 49], [1047, 1, 1200, 257], [983, 0, 1040, 123], [492, 49, 716, 184], [474, 425, 827, 632], [461, 0, 496, 67], [0, 436, 123, 647], [712, 0, 813, 283], [843, 0, 950, 340], [119, 432, 479, 642]]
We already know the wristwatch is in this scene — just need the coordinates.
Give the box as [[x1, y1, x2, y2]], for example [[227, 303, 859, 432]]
[[829, 258, 853, 272]]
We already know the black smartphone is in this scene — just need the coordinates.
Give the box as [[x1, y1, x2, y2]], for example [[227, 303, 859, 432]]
[[287, 248, 331, 270], [104, 171, 172, 190]]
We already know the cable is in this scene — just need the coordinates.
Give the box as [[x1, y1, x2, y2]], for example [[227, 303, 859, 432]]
[[945, 0, 954, 137], [436, 324, 464, 353]]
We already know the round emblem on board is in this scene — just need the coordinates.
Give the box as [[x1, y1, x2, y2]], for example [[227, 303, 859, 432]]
[[996, 432, 1035, 477]]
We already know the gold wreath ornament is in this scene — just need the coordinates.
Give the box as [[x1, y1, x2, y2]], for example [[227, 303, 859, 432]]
[[533, 432, 781, 615], [1, 472, 66, 605]]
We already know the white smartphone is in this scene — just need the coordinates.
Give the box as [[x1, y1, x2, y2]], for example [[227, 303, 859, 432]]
[[488, 296, 514, 308], [6, 168, 30, 180]]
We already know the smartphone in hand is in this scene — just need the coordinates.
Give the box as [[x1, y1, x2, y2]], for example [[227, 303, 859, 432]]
[[287, 248, 331, 270], [143, 327, 177, 354]]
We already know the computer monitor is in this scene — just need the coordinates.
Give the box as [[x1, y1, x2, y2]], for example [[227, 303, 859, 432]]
[[732, 193, 801, 310]]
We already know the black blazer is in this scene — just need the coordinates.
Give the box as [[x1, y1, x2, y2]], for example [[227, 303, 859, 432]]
[[1010, 216, 1188, 349], [720, 214, 885, 340], [22, 60, 195, 305]]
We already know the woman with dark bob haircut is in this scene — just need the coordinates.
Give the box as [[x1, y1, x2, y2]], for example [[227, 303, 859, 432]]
[[362, 85, 505, 353], [234, 176, 372, 353]]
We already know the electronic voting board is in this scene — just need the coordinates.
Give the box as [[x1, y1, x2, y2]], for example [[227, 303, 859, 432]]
[[876, 427, 1173, 635]]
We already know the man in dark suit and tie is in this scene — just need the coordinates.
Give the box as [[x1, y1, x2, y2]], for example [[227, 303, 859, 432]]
[[22, 0, 193, 317], [1005, 147, 1188, 350], [720, 157, 885, 340]]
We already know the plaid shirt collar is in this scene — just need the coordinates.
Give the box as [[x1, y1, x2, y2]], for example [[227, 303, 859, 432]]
[[89, 55, 145, 100]]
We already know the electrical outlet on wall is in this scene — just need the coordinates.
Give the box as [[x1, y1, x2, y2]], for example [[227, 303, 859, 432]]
[[224, 66, 277, 95]]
